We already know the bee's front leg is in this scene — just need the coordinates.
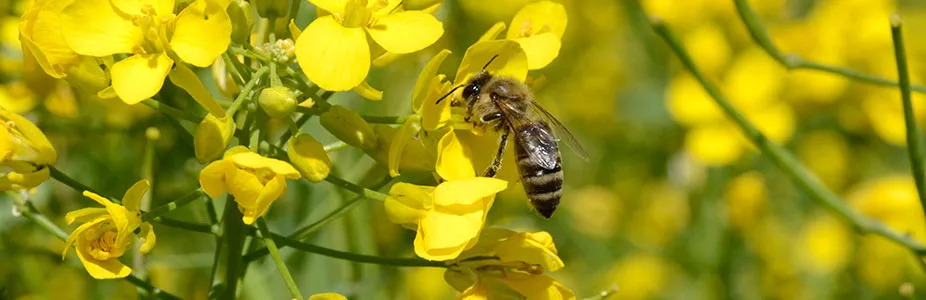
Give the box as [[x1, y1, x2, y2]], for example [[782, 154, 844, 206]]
[[483, 129, 510, 178]]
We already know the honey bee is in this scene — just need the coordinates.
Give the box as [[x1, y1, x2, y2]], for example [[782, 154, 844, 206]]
[[436, 56, 588, 219]]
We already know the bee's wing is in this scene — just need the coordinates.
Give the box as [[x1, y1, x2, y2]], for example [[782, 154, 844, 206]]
[[497, 101, 561, 170], [530, 102, 590, 161]]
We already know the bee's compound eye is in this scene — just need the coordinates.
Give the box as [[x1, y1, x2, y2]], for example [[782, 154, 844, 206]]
[[462, 84, 479, 99]]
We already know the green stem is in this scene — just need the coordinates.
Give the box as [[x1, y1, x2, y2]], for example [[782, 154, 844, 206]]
[[22, 204, 183, 300], [324, 175, 390, 202], [223, 52, 250, 84], [227, 67, 269, 116], [270, 232, 445, 268], [323, 141, 349, 152], [142, 99, 203, 123], [49, 166, 118, 203], [215, 197, 247, 299], [890, 16, 926, 220], [361, 115, 410, 124], [256, 218, 303, 299], [651, 19, 926, 254], [141, 189, 205, 222], [732, 0, 926, 93]]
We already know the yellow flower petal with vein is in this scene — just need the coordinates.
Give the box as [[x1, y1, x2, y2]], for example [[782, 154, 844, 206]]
[[436, 130, 475, 181], [65, 208, 108, 225], [506, 1, 567, 38], [122, 179, 151, 212], [227, 152, 301, 178], [367, 11, 444, 54], [226, 168, 264, 206], [112, 0, 175, 17], [62, 215, 108, 257], [412, 49, 451, 112], [513, 33, 560, 69], [22, 0, 80, 78], [502, 274, 575, 300], [241, 175, 286, 224], [415, 210, 482, 261], [309, 0, 348, 15], [171, 0, 233, 67], [60, 0, 141, 56], [138, 223, 157, 253], [111, 53, 174, 104], [433, 177, 507, 206], [169, 64, 227, 117], [295, 16, 370, 91], [75, 240, 133, 279], [455, 40, 527, 84], [199, 160, 234, 198]]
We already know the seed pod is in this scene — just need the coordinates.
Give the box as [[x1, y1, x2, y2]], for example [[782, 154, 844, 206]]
[[194, 114, 234, 163], [227, 0, 254, 44], [287, 134, 330, 182], [259, 86, 297, 119], [254, 0, 290, 19], [319, 105, 377, 149]]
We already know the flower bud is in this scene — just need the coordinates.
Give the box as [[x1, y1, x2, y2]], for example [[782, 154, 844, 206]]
[[366, 124, 434, 174], [258, 86, 297, 119], [64, 57, 109, 94], [254, 0, 290, 19], [228, 0, 255, 44], [0, 109, 56, 190], [287, 134, 330, 183], [320, 105, 377, 149], [194, 114, 234, 163]]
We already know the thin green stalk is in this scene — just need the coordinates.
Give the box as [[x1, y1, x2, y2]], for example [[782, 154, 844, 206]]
[[361, 115, 410, 124], [651, 19, 926, 254], [227, 67, 269, 116], [214, 197, 247, 299], [22, 204, 183, 300], [732, 0, 926, 93], [324, 141, 349, 152], [256, 218, 303, 299], [142, 99, 203, 123], [141, 189, 205, 222], [890, 16, 926, 218], [277, 113, 312, 148], [270, 232, 445, 268], [49, 166, 117, 203], [325, 175, 390, 202], [223, 52, 250, 84]]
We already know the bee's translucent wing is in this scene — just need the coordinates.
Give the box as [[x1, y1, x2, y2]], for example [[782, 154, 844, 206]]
[[530, 102, 590, 161], [496, 101, 560, 170]]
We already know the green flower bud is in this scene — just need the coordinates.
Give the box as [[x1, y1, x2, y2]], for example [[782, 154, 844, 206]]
[[320, 105, 377, 149], [254, 0, 290, 19], [194, 114, 234, 163], [287, 134, 331, 183], [258, 86, 297, 119], [227, 0, 254, 44]]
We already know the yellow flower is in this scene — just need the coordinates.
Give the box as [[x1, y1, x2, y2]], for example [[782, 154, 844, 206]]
[[19, 0, 81, 78], [63, 180, 156, 279], [0, 108, 57, 190], [60, 0, 232, 104], [295, 0, 444, 92], [505, 1, 567, 70], [287, 133, 331, 183], [444, 228, 574, 300], [193, 113, 235, 163], [385, 177, 507, 261], [199, 146, 301, 225]]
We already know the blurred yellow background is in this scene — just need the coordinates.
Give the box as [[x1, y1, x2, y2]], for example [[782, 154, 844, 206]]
[[5, 0, 926, 299]]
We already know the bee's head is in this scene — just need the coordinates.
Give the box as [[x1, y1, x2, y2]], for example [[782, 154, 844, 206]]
[[461, 70, 492, 101]]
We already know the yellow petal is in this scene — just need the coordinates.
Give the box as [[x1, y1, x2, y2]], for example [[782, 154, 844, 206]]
[[412, 49, 451, 112], [224, 145, 251, 157], [433, 177, 507, 206], [416, 209, 483, 260], [111, 53, 174, 105], [122, 179, 151, 212], [513, 33, 560, 70], [64, 208, 107, 225], [169, 64, 227, 117], [308, 292, 348, 300], [287, 134, 331, 183], [494, 231, 564, 272], [352, 80, 383, 100], [171, 0, 233, 67], [295, 16, 370, 91], [21, 0, 81, 78], [75, 239, 133, 279], [60, 0, 141, 56], [685, 123, 745, 167], [457, 281, 490, 300], [506, 1, 567, 39], [308, 0, 347, 15], [372, 52, 404, 68], [81, 190, 114, 207], [227, 168, 265, 211], [227, 151, 301, 179], [112, 0, 175, 18], [241, 174, 286, 225], [0, 125, 11, 162], [138, 223, 157, 254], [385, 182, 431, 225], [455, 40, 527, 84], [199, 160, 235, 198], [502, 274, 575, 300], [0, 109, 57, 164], [388, 116, 421, 177], [289, 19, 302, 39], [367, 11, 443, 54], [194, 114, 235, 163], [420, 77, 452, 131], [478, 22, 506, 42], [436, 130, 475, 181]]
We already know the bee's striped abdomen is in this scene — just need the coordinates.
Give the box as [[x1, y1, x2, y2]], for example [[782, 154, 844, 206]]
[[514, 123, 564, 219]]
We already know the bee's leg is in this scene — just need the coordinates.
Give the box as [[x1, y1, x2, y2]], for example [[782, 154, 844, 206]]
[[483, 129, 510, 178]]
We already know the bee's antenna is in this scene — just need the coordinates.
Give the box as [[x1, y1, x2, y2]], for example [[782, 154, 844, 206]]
[[482, 55, 500, 70], [435, 85, 463, 104]]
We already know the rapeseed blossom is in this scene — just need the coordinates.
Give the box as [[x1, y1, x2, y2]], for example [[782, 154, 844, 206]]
[[295, 0, 444, 93], [59, 0, 232, 104], [0, 108, 56, 190], [63, 180, 156, 279], [505, 1, 567, 70], [199, 146, 301, 224]]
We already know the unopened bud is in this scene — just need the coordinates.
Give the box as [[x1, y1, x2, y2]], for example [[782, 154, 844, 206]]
[[320, 105, 377, 149], [194, 114, 234, 163], [228, 0, 254, 44], [258, 86, 297, 119], [367, 123, 434, 174], [287, 134, 330, 182], [254, 0, 290, 19]]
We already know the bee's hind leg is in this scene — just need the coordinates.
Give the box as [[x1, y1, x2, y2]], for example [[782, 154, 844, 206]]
[[483, 129, 510, 178]]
